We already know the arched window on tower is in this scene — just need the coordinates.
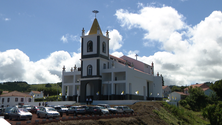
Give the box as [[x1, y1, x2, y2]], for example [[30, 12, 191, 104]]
[[102, 42, 106, 53], [87, 65, 92, 76], [87, 41, 93, 52]]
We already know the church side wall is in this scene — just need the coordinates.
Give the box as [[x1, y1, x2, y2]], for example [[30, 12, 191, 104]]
[[126, 68, 153, 98], [100, 59, 109, 75], [153, 77, 163, 98]]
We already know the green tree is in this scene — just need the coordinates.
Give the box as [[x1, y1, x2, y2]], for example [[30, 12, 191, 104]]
[[37, 87, 59, 96], [162, 76, 164, 86], [203, 101, 222, 125], [186, 86, 208, 111], [171, 86, 181, 92], [208, 92, 219, 104], [210, 79, 222, 100], [45, 83, 52, 88]]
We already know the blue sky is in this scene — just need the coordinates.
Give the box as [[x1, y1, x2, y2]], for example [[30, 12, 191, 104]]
[[1, 0, 222, 86]]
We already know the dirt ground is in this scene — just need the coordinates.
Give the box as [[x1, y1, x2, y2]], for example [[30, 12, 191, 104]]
[[7, 101, 168, 125]]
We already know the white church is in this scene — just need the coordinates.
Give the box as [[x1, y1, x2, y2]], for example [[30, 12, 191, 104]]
[[61, 15, 163, 102]]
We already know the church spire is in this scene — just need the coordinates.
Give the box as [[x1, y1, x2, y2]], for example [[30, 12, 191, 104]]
[[88, 10, 103, 35]]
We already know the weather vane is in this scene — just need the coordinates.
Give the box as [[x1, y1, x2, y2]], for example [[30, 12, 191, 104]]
[[92, 10, 99, 18]]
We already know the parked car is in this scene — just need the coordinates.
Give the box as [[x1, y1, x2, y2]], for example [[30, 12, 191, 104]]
[[53, 105, 68, 117], [97, 104, 119, 114], [29, 106, 39, 114], [114, 106, 134, 114], [37, 107, 60, 119], [22, 105, 32, 112], [0, 108, 3, 116], [9, 107, 32, 120], [3, 107, 13, 119], [88, 106, 109, 115], [66, 106, 85, 116]]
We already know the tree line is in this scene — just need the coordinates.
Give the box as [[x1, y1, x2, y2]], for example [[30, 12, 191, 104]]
[[0, 81, 62, 96]]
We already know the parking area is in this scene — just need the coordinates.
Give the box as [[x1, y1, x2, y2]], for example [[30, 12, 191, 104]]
[[5, 113, 136, 125]]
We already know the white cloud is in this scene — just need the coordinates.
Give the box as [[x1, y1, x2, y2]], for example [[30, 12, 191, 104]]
[[0, 49, 81, 84], [4, 18, 10, 21], [109, 29, 123, 51], [60, 34, 78, 43], [115, 6, 186, 42], [127, 50, 140, 58], [60, 35, 68, 43], [117, 5, 222, 86], [111, 51, 124, 57]]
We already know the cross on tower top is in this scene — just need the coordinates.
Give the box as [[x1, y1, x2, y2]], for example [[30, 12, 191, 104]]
[[135, 54, 138, 60], [92, 10, 99, 18]]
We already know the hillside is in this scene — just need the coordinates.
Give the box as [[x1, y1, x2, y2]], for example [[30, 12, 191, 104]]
[[0, 82, 61, 96], [42, 101, 210, 125]]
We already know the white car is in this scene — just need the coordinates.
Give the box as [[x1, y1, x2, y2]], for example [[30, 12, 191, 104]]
[[9, 107, 32, 120], [97, 106, 109, 114], [97, 104, 117, 114]]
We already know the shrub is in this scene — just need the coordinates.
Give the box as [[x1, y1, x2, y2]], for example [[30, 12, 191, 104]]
[[203, 101, 222, 125], [179, 100, 187, 107]]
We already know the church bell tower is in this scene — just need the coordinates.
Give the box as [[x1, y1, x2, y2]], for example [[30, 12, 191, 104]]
[[80, 10, 110, 102]]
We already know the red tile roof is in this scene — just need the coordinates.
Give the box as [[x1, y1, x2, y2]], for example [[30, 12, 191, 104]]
[[162, 86, 168, 89], [31, 91, 41, 94], [110, 54, 151, 75], [175, 92, 188, 95], [184, 83, 210, 91], [2, 91, 9, 94], [0, 91, 31, 97]]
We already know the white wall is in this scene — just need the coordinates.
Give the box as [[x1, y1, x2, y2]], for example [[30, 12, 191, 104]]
[[99, 35, 109, 57], [153, 77, 162, 98], [169, 92, 181, 102], [0, 96, 34, 107], [82, 35, 97, 55], [82, 59, 97, 76]]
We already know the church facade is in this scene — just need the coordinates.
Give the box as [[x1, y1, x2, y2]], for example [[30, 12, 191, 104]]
[[61, 17, 163, 102]]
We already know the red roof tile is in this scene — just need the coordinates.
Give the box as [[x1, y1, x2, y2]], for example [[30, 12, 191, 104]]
[[184, 83, 210, 91], [31, 91, 41, 94], [175, 92, 188, 95], [162, 86, 168, 89], [110, 54, 151, 75], [0, 91, 31, 97]]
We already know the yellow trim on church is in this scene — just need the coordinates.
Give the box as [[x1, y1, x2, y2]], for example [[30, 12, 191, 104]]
[[88, 18, 103, 35]]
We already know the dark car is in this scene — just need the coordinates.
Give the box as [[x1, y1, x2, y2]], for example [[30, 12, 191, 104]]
[[88, 106, 109, 115], [22, 105, 32, 112], [0, 108, 3, 116], [29, 106, 39, 114], [114, 106, 134, 114], [9, 107, 32, 121], [66, 106, 85, 116], [3, 107, 13, 119], [53, 105, 68, 117]]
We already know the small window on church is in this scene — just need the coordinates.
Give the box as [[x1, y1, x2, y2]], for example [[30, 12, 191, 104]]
[[87, 65, 92, 76], [87, 41, 93, 52], [102, 42, 106, 53], [103, 63, 106, 69]]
